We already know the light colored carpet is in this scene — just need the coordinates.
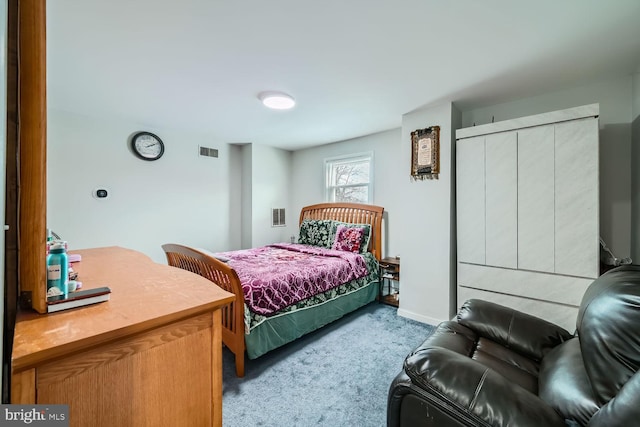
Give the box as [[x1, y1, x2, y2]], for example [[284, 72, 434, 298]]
[[222, 303, 435, 427]]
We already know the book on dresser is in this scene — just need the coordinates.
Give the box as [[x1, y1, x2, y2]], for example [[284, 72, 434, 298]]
[[46, 286, 111, 313]]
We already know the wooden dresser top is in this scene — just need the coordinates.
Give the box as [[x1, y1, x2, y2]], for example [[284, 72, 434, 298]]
[[12, 246, 234, 371]]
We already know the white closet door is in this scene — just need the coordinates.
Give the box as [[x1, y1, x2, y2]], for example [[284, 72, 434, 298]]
[[555, 117, 599, 278], [518, 125, 555, 273], [457, 136, 486, 265], [485, 131, 518, 268]]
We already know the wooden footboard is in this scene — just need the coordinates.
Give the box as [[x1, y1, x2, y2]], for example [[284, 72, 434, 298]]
[[162, 244, 246, 377]]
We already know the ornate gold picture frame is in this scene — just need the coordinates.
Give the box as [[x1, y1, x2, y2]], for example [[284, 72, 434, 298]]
[[410, 125, 440, 180]]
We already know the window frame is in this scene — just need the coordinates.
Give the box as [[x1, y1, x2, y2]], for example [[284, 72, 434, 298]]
[[324, 152, 374, 204]]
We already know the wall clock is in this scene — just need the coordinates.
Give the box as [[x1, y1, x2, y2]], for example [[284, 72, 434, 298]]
[[131, 131, 164, 161]]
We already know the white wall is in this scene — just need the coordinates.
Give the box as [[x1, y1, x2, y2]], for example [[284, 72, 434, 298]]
[[249, 144, 292, 247], [462, 75, 633, 259], [397, 102, 459, 324], [240, 144, 252, 249], [228, 144, 243, 250], [47, 109, 235, 263]]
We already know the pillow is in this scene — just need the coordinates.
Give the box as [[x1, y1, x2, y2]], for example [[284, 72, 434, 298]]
[[331, 224, 364, 253], [329, 221, 372, 254], [298, 219, 334, 248]]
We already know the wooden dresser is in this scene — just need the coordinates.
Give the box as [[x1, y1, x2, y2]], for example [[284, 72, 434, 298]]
[[11, 246, 234, 427]]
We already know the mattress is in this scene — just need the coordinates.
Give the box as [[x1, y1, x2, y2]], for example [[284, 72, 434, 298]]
[[244, 252, 380, 359]]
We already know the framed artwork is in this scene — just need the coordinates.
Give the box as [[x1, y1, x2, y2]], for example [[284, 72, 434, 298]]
[[410, 126, 440, 180]]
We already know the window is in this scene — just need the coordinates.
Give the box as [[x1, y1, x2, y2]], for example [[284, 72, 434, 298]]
[[325, 152, 373, 204]]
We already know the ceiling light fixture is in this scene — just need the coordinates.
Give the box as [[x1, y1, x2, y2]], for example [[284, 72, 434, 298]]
[[258, 91, 296, 110]]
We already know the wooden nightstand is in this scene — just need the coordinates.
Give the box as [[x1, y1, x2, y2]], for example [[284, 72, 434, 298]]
[[379, 257, 400, 307]]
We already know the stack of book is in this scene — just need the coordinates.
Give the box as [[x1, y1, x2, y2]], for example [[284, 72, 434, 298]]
[[46, 286, 111, 313]]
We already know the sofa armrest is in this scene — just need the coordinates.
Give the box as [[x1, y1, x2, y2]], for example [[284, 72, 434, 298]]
[[588, 370, 640, 427], [404, 347, 567, 427], [457, 299, 573, 361], [388, 370, 476, 427]]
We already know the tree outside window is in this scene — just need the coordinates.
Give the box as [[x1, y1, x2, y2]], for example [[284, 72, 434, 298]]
[[325, 153, 373, 204]]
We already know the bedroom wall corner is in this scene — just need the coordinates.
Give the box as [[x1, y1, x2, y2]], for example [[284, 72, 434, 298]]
[[249, 144, 293, 247], [240, 144, 253, 249], [396, 101, 456, 325], [228, 144, 243, 250]]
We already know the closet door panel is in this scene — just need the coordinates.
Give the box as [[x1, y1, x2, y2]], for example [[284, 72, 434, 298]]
[[554, 118, 599, 278], [457, 136, 485, 265], [518, 125, 555, 273], [485, 132, 517, 268]]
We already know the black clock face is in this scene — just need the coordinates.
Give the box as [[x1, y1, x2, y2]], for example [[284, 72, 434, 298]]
[[131, 132, 164, 161]]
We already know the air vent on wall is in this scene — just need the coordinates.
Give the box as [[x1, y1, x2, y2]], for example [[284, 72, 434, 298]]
[[272, 208, 285, 227], [199, 146, 219, 158]]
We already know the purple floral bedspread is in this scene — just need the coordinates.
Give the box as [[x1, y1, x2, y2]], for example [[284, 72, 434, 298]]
[[215, 243, 369, 316]]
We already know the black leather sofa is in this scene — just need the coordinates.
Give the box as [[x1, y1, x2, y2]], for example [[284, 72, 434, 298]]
[[387, 265, 640, 427]]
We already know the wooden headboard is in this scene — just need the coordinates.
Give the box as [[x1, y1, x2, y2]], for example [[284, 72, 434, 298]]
[[299, 202, 385, 260]]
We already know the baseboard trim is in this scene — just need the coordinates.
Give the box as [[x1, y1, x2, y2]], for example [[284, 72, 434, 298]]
[[397, 308, 442, 326]]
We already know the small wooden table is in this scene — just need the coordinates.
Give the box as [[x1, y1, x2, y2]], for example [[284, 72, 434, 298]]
[[11, 246, 234, 427], [379, 257, 400, 307]]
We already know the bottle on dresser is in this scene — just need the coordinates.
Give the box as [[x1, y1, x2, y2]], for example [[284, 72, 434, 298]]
[[47, 242, 69, 298]]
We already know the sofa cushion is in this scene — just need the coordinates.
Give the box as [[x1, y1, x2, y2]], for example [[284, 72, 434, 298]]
[[576, 265, 640, 405], [413, 321, 477, 357], [411, 321, 539, 394], [404, 347, 566, 427], [588, 371, 640, 427], [539, 338, 599, 426], [457, 299, 573, 362], [473, 338, 539, 393]]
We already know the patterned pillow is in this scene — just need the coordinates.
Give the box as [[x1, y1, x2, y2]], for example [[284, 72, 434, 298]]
[[329, 221, 372, 254], [331, 225, 364, 253], [298, 219, 334, 248]]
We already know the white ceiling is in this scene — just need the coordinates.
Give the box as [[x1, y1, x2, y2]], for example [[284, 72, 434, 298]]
[[47, 1, 640, 151]]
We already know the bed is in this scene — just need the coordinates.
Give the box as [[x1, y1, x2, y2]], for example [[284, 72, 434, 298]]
[[163, 202, 384, 377]]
